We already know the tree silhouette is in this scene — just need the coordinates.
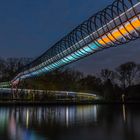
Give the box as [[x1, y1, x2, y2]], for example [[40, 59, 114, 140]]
[[116, 62, 139, 89], [100, 69, 115, 83]]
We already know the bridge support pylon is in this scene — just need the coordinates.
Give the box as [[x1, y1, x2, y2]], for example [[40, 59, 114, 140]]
[[11, 79, 22, 100], [12, 84, 18, 100]]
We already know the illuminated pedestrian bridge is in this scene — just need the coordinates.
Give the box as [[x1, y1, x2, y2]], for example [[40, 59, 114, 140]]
[[1, 0, 140, 86]]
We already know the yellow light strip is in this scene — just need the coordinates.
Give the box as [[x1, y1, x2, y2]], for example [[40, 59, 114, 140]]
[[98, 16, 140, 45]]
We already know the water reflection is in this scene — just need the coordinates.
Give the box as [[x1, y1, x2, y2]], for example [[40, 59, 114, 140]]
[[122, 104, 127, 122], [0, 105, 140, 140], [8, 110, 46, 140], [0, 105, 99, 140]]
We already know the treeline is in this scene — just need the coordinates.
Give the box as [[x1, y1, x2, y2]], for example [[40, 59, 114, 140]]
[[0, 57, 32, 82], [23, 62, 140, 101], [0, 57, 140, 101]]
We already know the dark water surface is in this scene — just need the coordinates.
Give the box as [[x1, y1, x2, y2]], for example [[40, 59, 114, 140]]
[[0, 105, 140, 140]]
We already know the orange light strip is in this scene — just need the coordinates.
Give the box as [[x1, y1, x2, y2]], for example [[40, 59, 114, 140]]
[[98, 16, 140, 45]]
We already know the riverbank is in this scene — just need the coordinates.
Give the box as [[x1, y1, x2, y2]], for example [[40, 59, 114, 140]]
[[0, 100, 140, 106]]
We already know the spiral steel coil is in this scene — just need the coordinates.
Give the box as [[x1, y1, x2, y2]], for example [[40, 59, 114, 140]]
[[12, 0, 140, 85]]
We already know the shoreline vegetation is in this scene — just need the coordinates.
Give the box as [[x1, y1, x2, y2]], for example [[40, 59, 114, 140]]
[[0, 100, 140, 106], [0, 57, 140, 103]]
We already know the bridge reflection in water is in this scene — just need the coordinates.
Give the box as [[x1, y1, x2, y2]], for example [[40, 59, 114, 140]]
[[0, 106, 98, 140], [0, 105, 140, 140]]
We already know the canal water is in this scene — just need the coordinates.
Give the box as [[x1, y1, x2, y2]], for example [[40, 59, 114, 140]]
[[0, 105, 140, 140]]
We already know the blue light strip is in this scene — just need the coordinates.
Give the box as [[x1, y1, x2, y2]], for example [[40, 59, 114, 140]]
[[12, 41, 101, 83], [9, 1, 140, 85]]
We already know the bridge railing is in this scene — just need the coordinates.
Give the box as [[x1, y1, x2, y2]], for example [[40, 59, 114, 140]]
[[8, 0, 140, 84]]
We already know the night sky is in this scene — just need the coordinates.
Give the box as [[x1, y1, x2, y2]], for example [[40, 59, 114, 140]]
[[0, 0, 140, 74]]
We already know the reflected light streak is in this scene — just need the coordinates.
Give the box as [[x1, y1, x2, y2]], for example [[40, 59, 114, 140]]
[[93, 105, 97, 121], [66, 107, 69, 127], [26, 110, 29, 128], [122, 104, 127, 122]]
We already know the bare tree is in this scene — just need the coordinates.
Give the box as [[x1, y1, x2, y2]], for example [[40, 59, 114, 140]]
[[0, 58, 6, 81], [100, 69, 115, 83], [116, 62, 139, 89]]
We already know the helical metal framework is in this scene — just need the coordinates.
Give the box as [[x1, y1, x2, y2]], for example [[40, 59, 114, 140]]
[[12, 0, 140, 85]]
